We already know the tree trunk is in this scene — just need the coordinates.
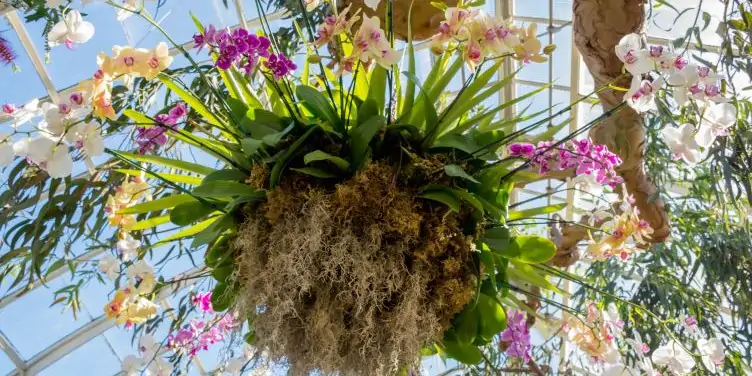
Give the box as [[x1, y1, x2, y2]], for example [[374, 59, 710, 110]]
[[572, 0, 670, 242]]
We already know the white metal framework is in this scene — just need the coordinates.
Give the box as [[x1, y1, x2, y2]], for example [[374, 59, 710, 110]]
[[0, 0, 723, 374]]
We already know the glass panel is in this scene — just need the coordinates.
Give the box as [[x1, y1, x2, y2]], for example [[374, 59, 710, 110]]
[[0, 27, 47, 106], [38, 336, 121, 376], [516, 22, 572, 84], [514, 0, 549, 20], [0, 350, 14, 376], [646, 0, 723, 47], [552, 0, 573, 21], [0, 276, 95, 359], [515, 84, 569, 136]]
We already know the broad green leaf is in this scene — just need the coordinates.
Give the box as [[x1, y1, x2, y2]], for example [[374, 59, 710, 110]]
[[270, 126, 319, 187], [304, 150, 350, 170], [476, 293, 507, 338], [291, 167, 338, 178], [444, 164, 480, 184], [483, 227, 511, 253], [367, 65, 388, 117], [241, 138, 264, 157], [118, 194, 197, 215], [296, 85, 342, 133], [441, 340, 482, 364], [508, 203, 566, 221], [402, 70, 438, 138], [159, 216, 220, 245], [115, 151, 215, 176], [507, 260, 566, 295], [193, 181, 264, 199], [421, 190, 461, 212], [211, 281, 236, 311], [454, 305, 478, 345], [507, 235, 557, 264], [193, 213, 235, 248], [212, 265, 234, 283], [241, 108, 284, 138], [349, 116, 386, 170], [448, 188, 484, 213], [170, 201, 217, 226], [202, 169, 249, 184], [431, 133, 480, 154], [114, 169, 203, 185], [158, 73, 226, 128], [132, 215, 170, 231]]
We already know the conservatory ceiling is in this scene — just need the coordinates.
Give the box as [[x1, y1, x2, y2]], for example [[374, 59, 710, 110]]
[[0, 0, 724, 374]]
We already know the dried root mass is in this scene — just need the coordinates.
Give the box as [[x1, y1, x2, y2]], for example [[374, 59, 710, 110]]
[[233, 163, 478, 375]]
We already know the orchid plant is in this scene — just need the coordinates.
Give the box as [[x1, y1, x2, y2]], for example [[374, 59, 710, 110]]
[[0, 0, 749, 375]]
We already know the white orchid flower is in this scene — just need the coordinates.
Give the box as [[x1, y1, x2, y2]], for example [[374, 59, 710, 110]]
[[652, 341, 696, 375], [1, 99, 40, 128], [602, 364, 640, 376], [364, 0, 381, 10], [98, 254, 121, 281], [117, 233, 141, 261], [48, 10, 95, 48], [146, 357, 173, 376], [614, 34, 653, 75], [225, 356, 246, 375], [24, 136, 73, 178], [625, 76, 663, 113], [662, 123, 701, 165], [65, 122, 104, 157], [696, 103, 737, 148], [0, 133, 15, 167], [696, 66, 720, 86], [138, 334, 159, 360], [116, 0, 158, 21], [697, 338, 725, 373], [625, 332, 650, 359], [121, 355, 142, 376], [127, 259, 156, 294]]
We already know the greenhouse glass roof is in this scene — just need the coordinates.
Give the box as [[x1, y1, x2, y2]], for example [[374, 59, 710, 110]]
[[0, 0, 729, 374]]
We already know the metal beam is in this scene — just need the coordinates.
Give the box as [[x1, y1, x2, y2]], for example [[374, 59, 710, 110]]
[[5, 11, 60, 103], [0, 330, 25, 375]]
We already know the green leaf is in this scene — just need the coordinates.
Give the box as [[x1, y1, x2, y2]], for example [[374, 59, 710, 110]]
[[115, 151, 215, 176], [114, 169, 203, 185], [123, 109, 154, 127], [296, 85, 342, 133], [212, 265, 234, 283], [402, 71, 439, 137], [193, 181, 264, 199], [448, 188, 484, 213], [291, 167, 338, 178], [158, 73, 226, 129], [205, 236, 230, 267], [483, 227, 511, 253], [444, 165, 480, 184], [304, 150, 350, 170], [421, 190, 461, 212], [241, 108, 284, 138], [532, 117, 571, 143], [170, 201, 217, 226], [507, 235, 557, 264], [270, 126, 319, 187], [431, 133, 480, 154], [349, 116, 386, 170], [159, 216, 220, 244], [241, 138, 264, 157], [401, 3, 416, 119], [131, 215, 170, 231], [476, 293, 507, 338], [507, 260, 566, 295], [119, 194, 197, 215], [192, 213, 235, 248], [367, 65, 388, 117], [202, 169, 249, 184], [211, 282, 236, 312], [508, 203, 566, 221], [441, 340, 483, 364], [454, 305, 478, 345]]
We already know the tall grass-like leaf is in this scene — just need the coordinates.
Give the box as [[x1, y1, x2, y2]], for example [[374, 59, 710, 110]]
[[158, 216, 220, 245], [349, 116, 386, 170], [441, 71, 523, 133], [115, 151, 216, 175], [192, 181, 265, 199], [123, 109, 154, 127], [119, 194, 197, 215], [304, 150, 351, 170], [368, 66, 388, 117], [158, 73, 226, 129], [270, 126, 319, 187], [114, 169, 203, 185], [401, 1, 416, 120], [507, 203, 567, 220], [402, 71, 438, 140], [132, 215, 171, 231], [296, 85, 342, 133]]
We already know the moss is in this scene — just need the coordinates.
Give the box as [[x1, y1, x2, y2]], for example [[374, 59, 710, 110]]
[[232, 162, 478, 375]]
